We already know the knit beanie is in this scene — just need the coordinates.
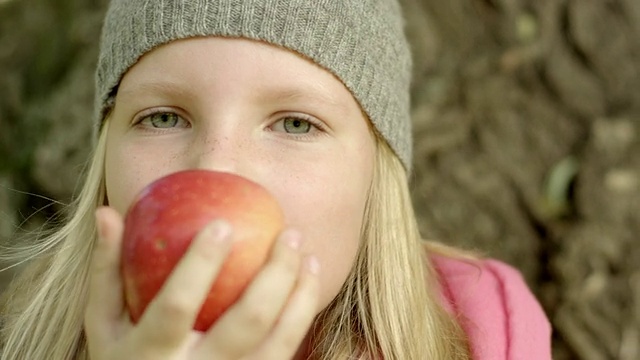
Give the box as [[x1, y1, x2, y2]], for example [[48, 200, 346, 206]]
[[95, 0, 413, 170]]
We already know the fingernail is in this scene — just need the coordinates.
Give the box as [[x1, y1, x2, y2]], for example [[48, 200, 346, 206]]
[[306, 256, 320, 275], [282, 230, 301, 250], [208, 220, 232, 243]]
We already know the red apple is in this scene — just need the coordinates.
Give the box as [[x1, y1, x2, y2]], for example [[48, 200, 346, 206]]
[[121, 170, 284, 331]]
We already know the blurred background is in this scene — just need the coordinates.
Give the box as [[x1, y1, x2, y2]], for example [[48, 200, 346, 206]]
[[0, 0, 639, 358]]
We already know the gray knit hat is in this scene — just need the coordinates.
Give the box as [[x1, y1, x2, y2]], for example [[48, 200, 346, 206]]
[[95, 0, 413, 169]]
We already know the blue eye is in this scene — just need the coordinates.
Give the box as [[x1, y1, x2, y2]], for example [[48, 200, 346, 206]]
[[271, 115, 323, 137], [139, 112, 189, 129], [282, 117, 312, 134]]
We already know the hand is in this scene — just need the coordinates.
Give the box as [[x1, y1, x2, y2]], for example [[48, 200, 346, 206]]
[[84, 206, 320, 360]]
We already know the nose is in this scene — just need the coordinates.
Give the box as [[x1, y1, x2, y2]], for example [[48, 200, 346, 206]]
[[191, 123, 252, 176]]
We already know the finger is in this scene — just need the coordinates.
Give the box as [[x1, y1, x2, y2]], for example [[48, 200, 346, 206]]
[[256, 255, 321, 360], [135, 220, 232, 349], [198, 229, 303, 359], [84, 206, 125, 345]]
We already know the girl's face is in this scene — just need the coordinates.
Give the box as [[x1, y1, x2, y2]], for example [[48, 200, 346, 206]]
[[104, 37, 375, 312]]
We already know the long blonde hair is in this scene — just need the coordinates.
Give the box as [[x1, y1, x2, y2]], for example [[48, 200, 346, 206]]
[[1, 122, 471, 359], [1, 125, 107, 359], [310, 135, 471, 359]]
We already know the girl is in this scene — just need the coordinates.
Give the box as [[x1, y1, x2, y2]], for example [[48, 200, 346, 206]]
[[1, 0, 551, 359]]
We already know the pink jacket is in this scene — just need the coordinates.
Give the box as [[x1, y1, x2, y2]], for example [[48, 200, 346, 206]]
[[433, 256, 552, 360]]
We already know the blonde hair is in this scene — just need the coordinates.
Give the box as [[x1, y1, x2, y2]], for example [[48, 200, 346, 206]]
[[310, 135, 471, 359], [1, 122, 471, 359], [0, 125, 108, 359]]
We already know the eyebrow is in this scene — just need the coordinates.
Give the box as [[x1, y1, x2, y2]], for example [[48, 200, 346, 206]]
[[117, 80, 350, 112], [117, 81, 190, 99], [265, 86, 346, 109]]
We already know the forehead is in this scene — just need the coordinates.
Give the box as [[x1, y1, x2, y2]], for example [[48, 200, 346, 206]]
[[115, 37, 362, 114]]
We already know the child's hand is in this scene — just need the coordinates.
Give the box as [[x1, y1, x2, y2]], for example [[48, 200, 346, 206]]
[[85, 206, 320, 360]]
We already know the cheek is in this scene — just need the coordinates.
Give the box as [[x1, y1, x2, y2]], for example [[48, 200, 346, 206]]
[[104, 137, 179, 215], [303, 193, 365, 310], [268, 152, 373, 311], [105, 141, 143, 215]]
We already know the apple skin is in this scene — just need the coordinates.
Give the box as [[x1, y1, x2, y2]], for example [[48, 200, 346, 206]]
[[121, 170, 284, 332]]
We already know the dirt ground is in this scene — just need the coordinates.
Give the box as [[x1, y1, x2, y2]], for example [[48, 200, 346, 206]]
[[1, 0, 639, 359]]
